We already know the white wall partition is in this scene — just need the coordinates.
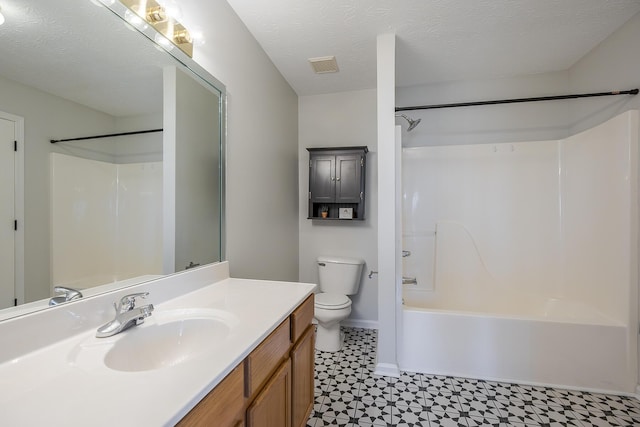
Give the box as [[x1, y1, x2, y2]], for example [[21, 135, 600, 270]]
[[51, 154, 162, 291], [404, 140, 562, 300], [562, 112, 637, 324], [402, 111, 637, 321]]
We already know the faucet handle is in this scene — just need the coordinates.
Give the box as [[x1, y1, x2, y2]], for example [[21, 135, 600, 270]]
[[53, 286, 83, 300], [117, 292, 149, 312], [49, 286, 83, 306]]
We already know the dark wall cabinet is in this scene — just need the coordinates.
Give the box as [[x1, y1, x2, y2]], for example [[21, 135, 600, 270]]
[[307, 146, 368, 220]]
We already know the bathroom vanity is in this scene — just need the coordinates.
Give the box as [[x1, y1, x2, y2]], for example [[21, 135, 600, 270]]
[[179, 293, 315, 427], [0, 262, 316, 426]]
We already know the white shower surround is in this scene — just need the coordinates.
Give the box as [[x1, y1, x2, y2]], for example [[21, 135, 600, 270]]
[[399, 111, 639, 393], [50, 154, 163, 291]]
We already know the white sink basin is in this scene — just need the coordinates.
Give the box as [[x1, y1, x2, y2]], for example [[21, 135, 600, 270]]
[[69, 308, 238, 373], [104, 317, 229, 372]]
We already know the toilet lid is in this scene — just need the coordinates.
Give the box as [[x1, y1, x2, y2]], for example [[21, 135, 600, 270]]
[[315, 293, 351, 309]]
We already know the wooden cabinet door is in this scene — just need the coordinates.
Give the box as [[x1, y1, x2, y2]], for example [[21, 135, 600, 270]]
[[177, 363, 245, 427], [309, 155, 335, 202], [335, 154, 362, 203], [246, 359, 292, 427], [291, 326, 315, 427]]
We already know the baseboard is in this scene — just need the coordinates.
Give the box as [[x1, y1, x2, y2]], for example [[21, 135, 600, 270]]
[[341, 319, 379, 330], [374, 362, 400, 378]]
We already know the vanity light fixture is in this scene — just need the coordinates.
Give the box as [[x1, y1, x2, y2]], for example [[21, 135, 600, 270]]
[[121, 0, 193, 57], [146, 5, 167, 23]]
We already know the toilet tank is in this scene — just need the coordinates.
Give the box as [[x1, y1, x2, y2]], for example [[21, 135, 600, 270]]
[[317, 256, 365, 295]]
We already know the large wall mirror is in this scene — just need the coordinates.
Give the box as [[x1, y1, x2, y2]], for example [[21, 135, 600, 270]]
[[0, 0, 225, 320]]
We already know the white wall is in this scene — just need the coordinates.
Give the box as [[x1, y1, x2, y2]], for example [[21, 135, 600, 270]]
[[186, 1, 300, 281], [298, 89, 378, 324], [376, 33, 401, 377]]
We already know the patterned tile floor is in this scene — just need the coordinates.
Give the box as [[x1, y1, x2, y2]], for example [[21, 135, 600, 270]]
[[307, 327, 640, 427]]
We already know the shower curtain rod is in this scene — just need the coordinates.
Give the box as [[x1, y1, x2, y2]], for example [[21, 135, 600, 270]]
[[50, 128, 163, 144], [395, 88, 639, 112]]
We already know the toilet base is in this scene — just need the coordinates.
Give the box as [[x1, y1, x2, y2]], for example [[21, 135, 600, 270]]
[[315, 322, 344, 352]]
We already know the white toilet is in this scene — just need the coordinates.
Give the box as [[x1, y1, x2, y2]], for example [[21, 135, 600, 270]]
[[314, 256, 364, 352]]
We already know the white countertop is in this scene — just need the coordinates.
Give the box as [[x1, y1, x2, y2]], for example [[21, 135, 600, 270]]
[[0, 271, 315, 426]]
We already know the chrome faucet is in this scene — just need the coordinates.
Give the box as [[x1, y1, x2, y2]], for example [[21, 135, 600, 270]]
[[96, 292, 154, 338], [49, 286, 83, 306]]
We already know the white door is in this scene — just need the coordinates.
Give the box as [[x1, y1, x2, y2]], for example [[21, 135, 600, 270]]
[[0, 117, 15, 309]]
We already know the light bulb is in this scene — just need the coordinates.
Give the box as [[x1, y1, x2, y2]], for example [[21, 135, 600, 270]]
[[0, 8, 5, 26], [154, 33, 174, 51], [124, 9, 148, 30], [190, 30, 206, 46]]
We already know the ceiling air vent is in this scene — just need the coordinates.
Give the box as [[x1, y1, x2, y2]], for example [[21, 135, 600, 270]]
[[309, 56, 339, 74]]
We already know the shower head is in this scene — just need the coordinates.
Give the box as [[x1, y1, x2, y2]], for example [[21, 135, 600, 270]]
[[395, 113, 421, 131]]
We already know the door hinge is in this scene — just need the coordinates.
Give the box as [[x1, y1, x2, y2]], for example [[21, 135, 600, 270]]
[[14, 141, 17, 152], [309, 160, 312, 167], [360, 192, 363, 200], [361, 157, 364, 167], [14, 220, 17, 231], [308, 192, 311, 200]]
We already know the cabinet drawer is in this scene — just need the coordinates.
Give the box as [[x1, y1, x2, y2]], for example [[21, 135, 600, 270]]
[[245, 318, 291, 397], [290, 294, 314, 343], [177, 362, 244, 426]]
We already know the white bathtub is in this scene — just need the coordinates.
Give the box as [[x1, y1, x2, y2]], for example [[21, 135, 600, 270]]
[[399, 290, 635, 394]]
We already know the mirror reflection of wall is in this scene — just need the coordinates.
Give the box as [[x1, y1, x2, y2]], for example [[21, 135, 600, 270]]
[[163, 66, 222, 273], [0, 0, 224, 316]]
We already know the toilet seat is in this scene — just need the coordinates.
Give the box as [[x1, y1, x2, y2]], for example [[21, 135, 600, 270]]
[[315, 293, 351, 310]]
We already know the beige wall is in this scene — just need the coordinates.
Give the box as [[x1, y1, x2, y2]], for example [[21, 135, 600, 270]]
[[298, 89, 378, 325], [190, 2, 300, 281]]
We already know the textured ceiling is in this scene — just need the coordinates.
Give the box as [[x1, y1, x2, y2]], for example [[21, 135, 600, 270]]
[[224, 0, 640, 96], [4, 1, 638, 112], [0, 0, 176, 117]]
